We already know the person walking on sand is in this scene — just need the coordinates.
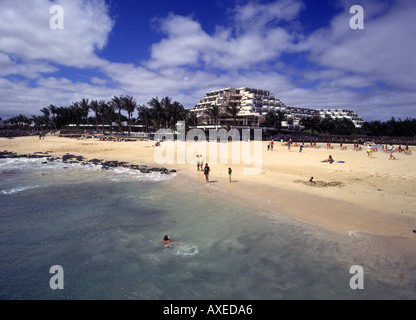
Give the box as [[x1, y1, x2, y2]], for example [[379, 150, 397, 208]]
[[196, 155, 200, 171], [228, 167, 232, 183], [203, 163, 210, 183]]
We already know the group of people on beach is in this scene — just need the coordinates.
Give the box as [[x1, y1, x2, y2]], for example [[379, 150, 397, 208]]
[[196, 155, 232, 183], [196, 154, 211, 183], [366, 143, 411, 159]]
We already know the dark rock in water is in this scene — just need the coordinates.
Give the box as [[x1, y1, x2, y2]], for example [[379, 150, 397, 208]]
[[62, 154, 84, 162], [62, 154, 75, 162], [101, 160, 127, 168], [0, 151, 177, 177]]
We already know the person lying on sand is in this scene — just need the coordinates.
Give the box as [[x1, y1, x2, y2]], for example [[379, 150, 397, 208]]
[[321, 155, 334, 163]]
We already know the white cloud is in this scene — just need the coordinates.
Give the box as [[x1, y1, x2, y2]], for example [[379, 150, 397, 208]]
[[0, 0, 415, 121], [0, 0, 113, 69], [0, 53, 58, 78], [232, 0, 304, 29], [301, 0, 416, 87], [146, 3, 299, 71]]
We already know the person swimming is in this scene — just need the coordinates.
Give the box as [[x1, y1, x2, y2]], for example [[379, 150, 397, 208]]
[[162, 235, 172, 247]]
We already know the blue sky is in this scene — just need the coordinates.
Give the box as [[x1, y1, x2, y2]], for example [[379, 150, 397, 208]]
[[0, 0, 415, 121]]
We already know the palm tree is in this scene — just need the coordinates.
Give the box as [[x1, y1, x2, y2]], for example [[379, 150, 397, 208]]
[[185, 110, 198, 129], [78, 98, 90, 127], [205, 104, 222, 126], [226, 105, 241, 127], [40, 107, 51, 130], [161, 96, 173, 128], [170, 101, 185, 129], [148, 97, 164, 130], [106, 101, 115, 133], [31, 115, 43, 131], [98, 100, 108, 132], [70, 101, 82, 128], [122, 95, 137, 135], [48, 104, 58, 131], [137, 104, 152, 133], [55, 106, 69, 130], [90, 100, 101, 132], [111, 95, 124, 132]]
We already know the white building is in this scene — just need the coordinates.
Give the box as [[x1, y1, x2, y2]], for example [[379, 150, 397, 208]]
[[191, 87, 364, 130], [192, 87, 285, 127]]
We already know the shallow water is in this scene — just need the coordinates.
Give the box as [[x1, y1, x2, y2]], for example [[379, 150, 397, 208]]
[[0, 158, 415, 300]]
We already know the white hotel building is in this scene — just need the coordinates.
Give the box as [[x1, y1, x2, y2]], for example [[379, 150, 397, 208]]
[[191, 87, 364, 131]]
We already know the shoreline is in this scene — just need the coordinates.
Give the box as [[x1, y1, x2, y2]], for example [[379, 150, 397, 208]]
[[1, 135, 415, 245]]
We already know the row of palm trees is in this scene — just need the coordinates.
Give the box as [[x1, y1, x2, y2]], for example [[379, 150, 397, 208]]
[[7, 96, 200, 135]]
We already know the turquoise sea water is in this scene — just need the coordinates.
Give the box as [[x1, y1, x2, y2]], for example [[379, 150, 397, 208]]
[[0, 158, 415, 300]]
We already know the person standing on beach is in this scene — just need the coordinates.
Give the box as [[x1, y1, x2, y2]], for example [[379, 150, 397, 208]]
[[367, 144, 373, 158], [203, 163, 210, 183], [287, 139, 292, 150], [228, 167, 232, 183], [389, 144, 396, 160], [196, 155, 200, 171], [199, 155, 204, 169]]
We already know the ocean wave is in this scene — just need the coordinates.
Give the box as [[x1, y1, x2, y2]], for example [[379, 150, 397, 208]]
[[167, 243, 199, 257], [109, 166, 176, 182], [1, 185, 40, 195], [0, 158, 176, 183]]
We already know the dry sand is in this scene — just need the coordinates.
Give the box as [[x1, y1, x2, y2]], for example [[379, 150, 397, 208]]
[[2, 134, 416, 245]]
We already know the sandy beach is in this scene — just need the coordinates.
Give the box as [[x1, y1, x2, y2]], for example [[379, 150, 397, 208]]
[[1, 134, 415, 246]]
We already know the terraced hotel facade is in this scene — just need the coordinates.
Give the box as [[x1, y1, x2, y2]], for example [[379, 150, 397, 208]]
[[191, 87, 364, 131]]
